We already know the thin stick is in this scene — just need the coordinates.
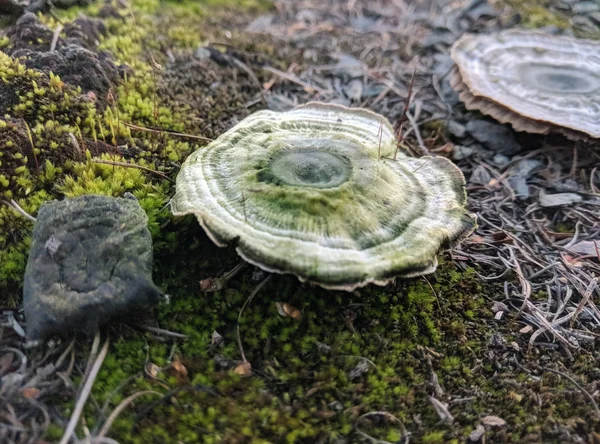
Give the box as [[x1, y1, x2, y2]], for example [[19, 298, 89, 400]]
[[422, 276, 442, 312], [355, 411, 409, 444], [96, 390, 162, 438], [50, 25, 63, 52], [22, 120, 39, 174], [541, 366, 600, 420], [1, 199, 36, 222], [405, 110, 430, 155], [133, 325, 189, 339], [92, 159, 172, 182], [236, 275, 272, 363], [122, 122, 212, 142], [262, 66, 327, 94], [59, 335, 110, 444]]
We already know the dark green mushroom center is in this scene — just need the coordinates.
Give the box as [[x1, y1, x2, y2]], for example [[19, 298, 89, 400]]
[[518, 63, 599, 94], [270, 150, 351, 188]]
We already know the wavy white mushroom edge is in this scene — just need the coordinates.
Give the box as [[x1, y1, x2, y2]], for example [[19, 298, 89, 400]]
[[171, 102, 477, 291]]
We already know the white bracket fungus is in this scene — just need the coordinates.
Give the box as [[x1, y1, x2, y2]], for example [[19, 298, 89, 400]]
[[171, 103, 476, 291], [451, 30, 600, 140]]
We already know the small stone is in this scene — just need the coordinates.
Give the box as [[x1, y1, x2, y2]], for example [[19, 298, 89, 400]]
[[489, 333, 506, 348], [316, 341, 331, 354], [23, 194, 163, 341], [469, 164, 492, 186], [465, 119, 521, 154], [194, 46, 212, 60], [348, 359, 370, 380], [468, 424, 486, 442], [481, 415, 507, 427], [567, 240, 600, 257], [491, 301, 509, 314], [572, 2, 600, 14], [343, 79, 363, 101], [423, 30, 456, 48], [539, 192, 583, 207], [452, 145, 476, 160], [507, 159, 542, 198], [331, 53, 364, 79], [492, 154, 510, 167], [211, 330, 224, 346], [448, 120, 466, 138]]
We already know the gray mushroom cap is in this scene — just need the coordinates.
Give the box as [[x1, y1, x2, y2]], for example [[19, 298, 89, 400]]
[[451, 30, 600, 139], [171, 103, 476, 291]]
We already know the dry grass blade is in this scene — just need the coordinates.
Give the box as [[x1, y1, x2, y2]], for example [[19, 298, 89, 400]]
[[262, 66, 328, 94], [569, 278, 597, 327], [355, 411, 409, 444], [92, 159, 173, 182], [123, 122, 213, 142], [236, 275, 272, 368], [541, 366, 600, 420], [96, 390, 162, 438], [59, 333, 110, 444], [1, 199, 37, 222]]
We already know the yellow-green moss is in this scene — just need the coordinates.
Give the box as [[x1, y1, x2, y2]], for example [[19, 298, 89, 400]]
[[497, 0, 571, 29]]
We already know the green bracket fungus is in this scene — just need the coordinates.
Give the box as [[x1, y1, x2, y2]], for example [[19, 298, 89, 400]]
[[450, 30, 600, 140], [171, 102, 476, 291]]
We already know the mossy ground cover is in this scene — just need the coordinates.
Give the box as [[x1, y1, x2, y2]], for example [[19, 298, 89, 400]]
[[1, 0, 599, 443]]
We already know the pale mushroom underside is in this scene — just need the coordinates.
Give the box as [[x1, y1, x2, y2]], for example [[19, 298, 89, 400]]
[[451, 30, 600, 139], [171, 102, 476, 291]]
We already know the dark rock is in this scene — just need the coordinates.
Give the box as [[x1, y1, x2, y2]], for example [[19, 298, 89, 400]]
[[465, 119, 521, 155], [23, 194, 163, 342], [6, 12, 55, 51], [6, 13, 122, 100], [64, 16, 107, 49], [0, 83, 20, 116], [0, 0, 26, 17], [13, 44, 121, 99]]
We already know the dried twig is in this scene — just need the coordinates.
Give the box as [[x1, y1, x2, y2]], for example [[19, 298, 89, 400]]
[[59, 333, 110, 444]]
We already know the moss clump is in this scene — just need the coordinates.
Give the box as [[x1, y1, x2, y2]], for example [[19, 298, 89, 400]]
[[492, 0, 571, 29], [88, 253, 494, 443]]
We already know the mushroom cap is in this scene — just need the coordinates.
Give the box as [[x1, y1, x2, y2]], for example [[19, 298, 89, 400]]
[[451, 30, 600, 139], [171, 102, 476, 291]]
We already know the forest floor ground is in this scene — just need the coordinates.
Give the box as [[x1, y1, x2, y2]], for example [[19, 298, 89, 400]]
[[0, 0, 599, 443]]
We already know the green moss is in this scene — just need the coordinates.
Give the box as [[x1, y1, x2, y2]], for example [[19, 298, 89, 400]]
[[496, 0, 571, 29]]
